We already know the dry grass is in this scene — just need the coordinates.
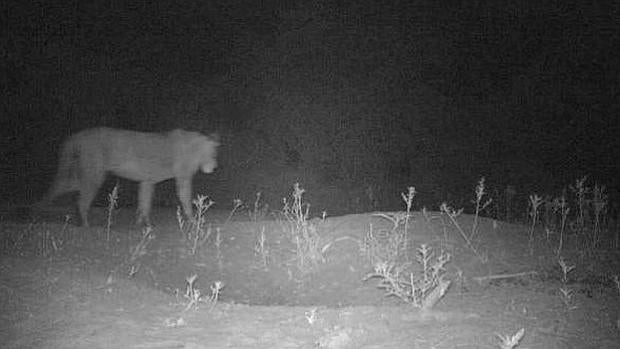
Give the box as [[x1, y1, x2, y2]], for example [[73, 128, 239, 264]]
[[0, 217, 72, 258], [527, 175, 614, 259]]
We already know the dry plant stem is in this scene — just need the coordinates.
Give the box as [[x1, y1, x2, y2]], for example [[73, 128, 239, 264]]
[[422, 277, 451, 310], [129, 227, 154, 263], [223, 199, 243, 227], [528, 194, 542, 252], [177, 194, 215, 256], [254, 226, 269, 269], [558, 257, 575, 284], [192, 225, 211, 256], [61, 215, 71, 235], [106, 183, 119, 243], [209, 281, 224, 310], [127, 226, 154, 277], [440, 203, 485, 263], [498, 328, 525, 349], [249, 192, 268, 222], [591, 184, 607, 248], [473, 271, 537, 283], [215, 227, 223, 270], [554, 195, 570, 257], [253, 192, 262, 220], [368, 213, 408, 264], [183, 274, 200, 311], [282, 183, 325, 273], [364, 244, 450, 308], [401, 186, 416, 258], [558, 257, 577, 310], [570, 176, 588, 233], [470, 177, 491, 241], [559, 287, 577, 310], [364, 262, 418, 305]]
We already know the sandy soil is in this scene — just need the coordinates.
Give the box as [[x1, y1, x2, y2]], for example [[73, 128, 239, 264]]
[[1, 206, 619, 348]]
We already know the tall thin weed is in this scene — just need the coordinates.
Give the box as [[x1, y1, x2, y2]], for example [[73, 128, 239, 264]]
[[177, 195, 214, 256], [279, 183, 325, 273], [470, 177, 492, 240]]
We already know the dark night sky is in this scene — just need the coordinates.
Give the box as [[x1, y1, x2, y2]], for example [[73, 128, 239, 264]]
[[1, 0, 619, 214]]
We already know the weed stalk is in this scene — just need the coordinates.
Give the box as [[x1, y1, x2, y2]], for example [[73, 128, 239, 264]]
[[105, 183, 119, 243], [470, 177, 492, 241], [553, 195, 570, 257], [528, 194, 543, 253], [401, 186, 416, 258]]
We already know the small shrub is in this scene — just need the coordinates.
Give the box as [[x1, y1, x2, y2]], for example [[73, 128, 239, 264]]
[[364, 244, 451, 309], [278, 183, 326, 274], [497, 328, 525, 349], [557, 257, 577, 310], [177, 195, 214, 256], [182, 274, 224, 311]]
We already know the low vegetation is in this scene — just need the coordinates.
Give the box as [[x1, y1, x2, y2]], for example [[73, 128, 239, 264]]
[[1, 174, 618, 348]]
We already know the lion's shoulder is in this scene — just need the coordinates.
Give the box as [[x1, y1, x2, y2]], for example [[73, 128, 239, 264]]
[[71, 127, 120, 142], [167, 128, 203, 140], [167, 129, 219, 147]]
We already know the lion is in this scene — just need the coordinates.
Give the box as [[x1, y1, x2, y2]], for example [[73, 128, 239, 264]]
[[43, 127, 220, 227]]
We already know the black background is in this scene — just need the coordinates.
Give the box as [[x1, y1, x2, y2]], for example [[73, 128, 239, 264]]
[[2, 0, 619, 217]]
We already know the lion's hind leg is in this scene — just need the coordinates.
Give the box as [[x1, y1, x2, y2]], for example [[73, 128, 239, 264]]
[[78, 170, 105, 227], [41, 139, 80, 205]]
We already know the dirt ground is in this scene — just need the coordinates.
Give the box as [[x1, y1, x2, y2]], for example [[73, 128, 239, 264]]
[[1, 206, 619, 349]]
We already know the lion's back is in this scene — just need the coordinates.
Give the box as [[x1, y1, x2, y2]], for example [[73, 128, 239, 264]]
[[72, 128, 183, 181], [65, 127, 217, 183], [72, 127, 168, 155]]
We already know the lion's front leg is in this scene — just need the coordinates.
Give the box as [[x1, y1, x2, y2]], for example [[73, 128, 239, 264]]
[[137, 181, 155, 226], [175, 177, 193, 219]]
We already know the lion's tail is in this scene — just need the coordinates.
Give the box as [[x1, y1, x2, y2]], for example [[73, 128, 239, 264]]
[[40, 136, 81, 204]]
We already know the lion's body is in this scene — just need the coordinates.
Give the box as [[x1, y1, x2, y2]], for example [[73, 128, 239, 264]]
[[45, 127, 219, 226]]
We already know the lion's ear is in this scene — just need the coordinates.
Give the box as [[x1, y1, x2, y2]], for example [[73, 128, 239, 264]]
[[209, 133, 220, 144]]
